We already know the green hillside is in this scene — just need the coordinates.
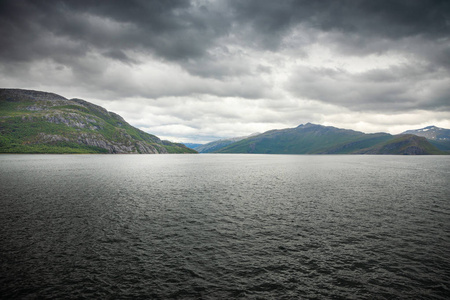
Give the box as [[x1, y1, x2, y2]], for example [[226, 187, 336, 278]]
[[402, 126, 450, 153], [217, 123, 444, 155], [0, 89, 196, 154], [355, 134, 444, 155], [194, 133, 259, 153]]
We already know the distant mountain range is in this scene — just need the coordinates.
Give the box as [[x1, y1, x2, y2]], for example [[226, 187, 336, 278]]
[[183, 143, 203, 149], [191, 133, 259, 153], [402, 126, 450, 151], [197, 123, 447, 155], [0, 89, 196, 154]]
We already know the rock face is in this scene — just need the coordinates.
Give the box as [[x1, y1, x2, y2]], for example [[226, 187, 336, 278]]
[[0, 88, 196, 154]]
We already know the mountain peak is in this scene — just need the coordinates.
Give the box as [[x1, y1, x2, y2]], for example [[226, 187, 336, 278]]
[[0, 88, 68, 103], [297, 122, 316, 128], [422, 125, 444, 131], [402, 125, 450, 142]]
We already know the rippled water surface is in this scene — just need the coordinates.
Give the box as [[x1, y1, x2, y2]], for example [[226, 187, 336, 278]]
[[1, 154, 449, 299]]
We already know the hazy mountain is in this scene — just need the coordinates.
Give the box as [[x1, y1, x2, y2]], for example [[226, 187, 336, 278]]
[[194, 133, 259, 153], [402, 126, 450, 152], [216, 123, 444, 155], [402, 125, 450, 140], [183, 143, 203, 149], [0, 89, 196, 154]]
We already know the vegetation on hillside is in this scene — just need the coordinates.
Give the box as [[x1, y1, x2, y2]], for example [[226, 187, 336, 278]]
[[216, 123, 444, 155], [0, 89, 197, 154]]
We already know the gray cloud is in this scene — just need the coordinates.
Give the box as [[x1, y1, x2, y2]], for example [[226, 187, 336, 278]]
[[230, 0, 450, 44], [1, 0, 449, 142], [3, 0, 448, 68], [288, 64, 450, 112], [0, 0, 230, 64]]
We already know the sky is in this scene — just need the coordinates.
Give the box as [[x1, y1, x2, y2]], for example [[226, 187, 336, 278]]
[[1, 0, 449, 143]]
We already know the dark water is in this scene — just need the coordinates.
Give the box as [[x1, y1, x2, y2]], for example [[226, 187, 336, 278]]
[[1, 154, 449, 299]]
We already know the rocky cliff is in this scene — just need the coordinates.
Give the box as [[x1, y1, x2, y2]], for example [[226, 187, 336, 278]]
[[0, 89, 196, 154]]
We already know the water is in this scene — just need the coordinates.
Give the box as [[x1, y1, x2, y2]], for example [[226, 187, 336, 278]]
[[1, 154, 449, 299]]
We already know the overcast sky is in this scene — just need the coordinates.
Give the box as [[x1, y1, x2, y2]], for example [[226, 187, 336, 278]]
[[1, 0, 449, 143]]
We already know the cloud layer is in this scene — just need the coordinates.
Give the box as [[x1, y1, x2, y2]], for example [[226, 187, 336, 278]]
[[1, 0, 449, 142]]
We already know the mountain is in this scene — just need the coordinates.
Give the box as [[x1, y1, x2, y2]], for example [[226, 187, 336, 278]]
[[354, 134, 443, 155], [183, 143, 203, 149], [0, 89, 196, 154], [402, 126, 450, 152], [402, 125, 450, 140], [216, 123, 444, 155], [194, 133, 259, 153]]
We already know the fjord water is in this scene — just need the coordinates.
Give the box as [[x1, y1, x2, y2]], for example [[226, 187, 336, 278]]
[[1, 154, 449, 299]]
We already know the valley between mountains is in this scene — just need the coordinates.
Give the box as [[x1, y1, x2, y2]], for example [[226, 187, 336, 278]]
[[1, 88, 448, 155]]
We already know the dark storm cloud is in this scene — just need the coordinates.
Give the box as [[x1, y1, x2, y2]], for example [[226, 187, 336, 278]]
[[0, 0, 230, 64], [2, 0, 448, 64], [230, 0, 450, 46], [0, 0, 449, 111], [102, 50, 137, 65]]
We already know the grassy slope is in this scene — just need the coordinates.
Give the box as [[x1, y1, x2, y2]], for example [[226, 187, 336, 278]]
[[429, 140, 450, 152], [218, 125, 376, 154], [356, 134, 445, 155], [195, 140, 236, 153], [0, 90, 196, 154], [321, 133, 394, 154], [0, 101, 96, 153]]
